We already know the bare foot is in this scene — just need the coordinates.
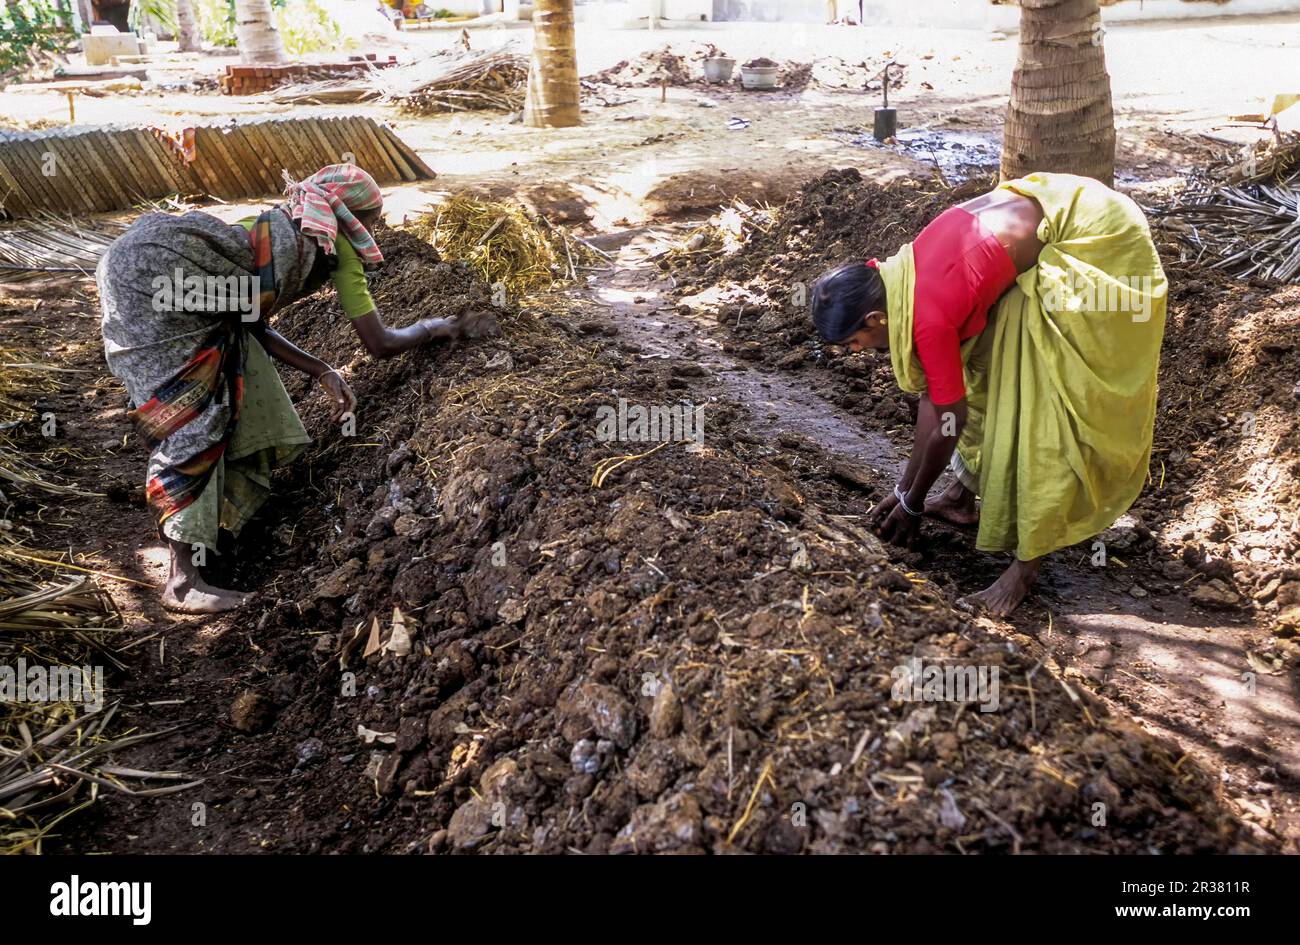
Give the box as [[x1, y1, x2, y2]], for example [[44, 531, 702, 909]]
[[925, 479, 978, 527], [960, 558, 1042, 617], [162, 575, 251, 614]]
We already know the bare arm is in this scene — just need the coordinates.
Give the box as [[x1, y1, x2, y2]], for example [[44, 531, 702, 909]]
[[350, 310, 457, 359], [249, 323, 329, 378], [871, 393, 966, 547], [900, 393, 966, 511], [248, 324, 356, 421]]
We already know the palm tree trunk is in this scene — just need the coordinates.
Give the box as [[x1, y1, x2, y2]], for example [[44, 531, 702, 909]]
[[524, 0, 580, 129], [175, 0, 201, 52], [1000, 0, 1115, 186], [235, 0, 286, 65]]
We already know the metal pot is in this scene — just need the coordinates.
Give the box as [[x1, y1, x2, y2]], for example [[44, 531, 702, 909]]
[[740, 65, 779, 91], [703, 57, 736, 84]]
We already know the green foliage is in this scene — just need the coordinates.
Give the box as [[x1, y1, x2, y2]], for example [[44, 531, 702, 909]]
[[194, 0, 237, 47], [192, 0, 348, 54], [274, 0, 351, 56], [0, 0, 76, 78], [128, 0, 178, 34]]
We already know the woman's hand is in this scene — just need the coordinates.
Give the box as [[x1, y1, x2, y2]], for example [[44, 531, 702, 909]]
[[869, 491, 900, 527], [871, 490, 922, 549], [414, 317, 456, 342], [410, 313, 500, 345], [317, 369, 357, 422], [449, 310, 500, 340]]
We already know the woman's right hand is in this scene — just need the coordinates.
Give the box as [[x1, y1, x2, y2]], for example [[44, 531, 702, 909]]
[[410, 312, 500, 346], [317, 369, 358, 422]]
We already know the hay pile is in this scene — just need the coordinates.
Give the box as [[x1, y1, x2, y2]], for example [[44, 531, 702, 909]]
[[406, 194, 602, 295]]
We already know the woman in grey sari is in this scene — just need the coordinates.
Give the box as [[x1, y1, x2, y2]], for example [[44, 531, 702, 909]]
[[99, 165, 487, 613]]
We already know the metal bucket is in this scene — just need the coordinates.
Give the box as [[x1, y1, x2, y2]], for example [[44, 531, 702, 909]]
[[703, 57, 736, 84], [740, 65, 779, 91]]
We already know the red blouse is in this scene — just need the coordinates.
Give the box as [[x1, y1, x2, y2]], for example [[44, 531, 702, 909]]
[[873, 207, 1018, 406]]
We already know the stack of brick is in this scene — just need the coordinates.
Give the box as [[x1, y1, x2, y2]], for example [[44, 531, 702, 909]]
[[220, 55, 399, 95]]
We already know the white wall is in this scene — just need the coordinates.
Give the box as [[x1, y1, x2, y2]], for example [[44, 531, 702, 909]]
[[439, 0, 495, 14], [709, 0, 1300, 26]]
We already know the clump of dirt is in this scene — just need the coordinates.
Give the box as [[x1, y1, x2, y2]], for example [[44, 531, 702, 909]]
[[780, 57, 906, 93], [269, 225, 503, 423], [586, 42, 731, 88], [586, 44, 905, 94], [87, 223, 1266, 855], [669, 168, 984, 304]]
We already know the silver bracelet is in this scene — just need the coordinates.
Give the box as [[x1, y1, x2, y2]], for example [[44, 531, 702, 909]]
[[893, 484, 923, 518]]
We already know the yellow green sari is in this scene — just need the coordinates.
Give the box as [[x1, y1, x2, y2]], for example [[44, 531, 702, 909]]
[[877, 173, 1167, 560]]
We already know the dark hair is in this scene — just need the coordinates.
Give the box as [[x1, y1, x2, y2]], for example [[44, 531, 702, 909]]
[[810, 262, 886, 343]]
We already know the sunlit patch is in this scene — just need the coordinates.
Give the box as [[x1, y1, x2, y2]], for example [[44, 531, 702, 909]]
[[136, 544, 170, 574]]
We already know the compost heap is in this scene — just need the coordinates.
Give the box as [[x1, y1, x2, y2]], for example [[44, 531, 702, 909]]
[[133, 220, 1273, 855], [586, 42, 904, 94], [664, 167, 1300, 656], [586, 43, 731, 88]]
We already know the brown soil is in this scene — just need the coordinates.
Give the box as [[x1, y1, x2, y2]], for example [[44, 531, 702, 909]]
[[6, 210, 1282, 854], [586, 42, 735, 89], [648, 168, 1300, 836], [585, 42, 904, 96]]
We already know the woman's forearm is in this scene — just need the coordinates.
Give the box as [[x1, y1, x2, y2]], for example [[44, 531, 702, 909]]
[[351, 310, 452, 358], [373, 322, 436, 357], [900, 395, 965, 508], [252, 326, 330, 378]]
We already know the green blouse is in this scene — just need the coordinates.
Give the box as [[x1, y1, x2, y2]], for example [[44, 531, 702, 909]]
[[238, 216, 376, 319]]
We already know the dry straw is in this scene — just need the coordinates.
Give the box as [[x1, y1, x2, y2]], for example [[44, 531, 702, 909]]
[[407, 194, 599, 295]]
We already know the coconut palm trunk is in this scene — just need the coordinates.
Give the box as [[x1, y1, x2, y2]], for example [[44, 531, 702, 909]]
[[235, 0, 286, 65], [524, 0, 580, 128], [1000, 0, 1115, 186], [175, 0, 201, 52]]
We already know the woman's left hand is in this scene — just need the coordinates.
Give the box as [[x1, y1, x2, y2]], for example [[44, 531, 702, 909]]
[[415, 317, 456, 342], [874, 500, 923, 549], [318, 369, 357, 422]]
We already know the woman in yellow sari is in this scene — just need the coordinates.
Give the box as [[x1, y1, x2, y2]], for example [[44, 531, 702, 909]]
[[810, 173, 1167, 615]]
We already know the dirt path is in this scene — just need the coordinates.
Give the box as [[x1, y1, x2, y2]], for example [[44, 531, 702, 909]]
[[578, 232, 1300, 844], [587, 226, 897, 468]]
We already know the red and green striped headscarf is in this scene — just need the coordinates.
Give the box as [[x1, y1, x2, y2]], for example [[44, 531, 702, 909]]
[[281, 164, 385, 267]]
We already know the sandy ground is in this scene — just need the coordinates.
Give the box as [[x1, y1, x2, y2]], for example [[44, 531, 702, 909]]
[[3, 16, 1295, 227]]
